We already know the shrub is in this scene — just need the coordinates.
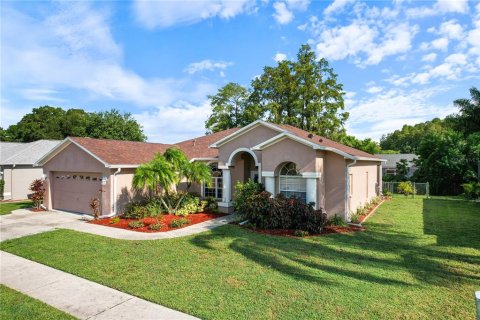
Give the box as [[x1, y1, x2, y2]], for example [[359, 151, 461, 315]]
[[463, 182, 480, 200], [29, 179, 45, 209], [204, 196, 218, 211], [110, 216, 120, 224], [294, 230, 309, 237], [169, 218, 190, 228], [0, 179, 4, 200], [177, 194, 200, 216], [122, 202, 150, 219], [89, 198, 100, 220], [397, 181, 415, 196], [350, 213, 361, 224], [128, 221, 145, 229], [243, 193, 327, 234], [291, 201, 327, 234], [384, 191, 393, 198], [233, 179, 262, 215], [149, 222, 163, 230], [327, 214, 347, 226]]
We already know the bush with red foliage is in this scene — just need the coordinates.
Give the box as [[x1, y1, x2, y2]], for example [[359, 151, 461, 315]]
[[29, 179, 45, 209]]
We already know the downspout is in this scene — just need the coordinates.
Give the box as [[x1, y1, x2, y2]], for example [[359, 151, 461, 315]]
[[99, 168, 121, 219], [11, 164, 15, 200], [344, 159, 357, 222]]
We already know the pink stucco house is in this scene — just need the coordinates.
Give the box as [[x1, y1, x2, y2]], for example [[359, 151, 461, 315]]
[[36, 120, 383, 222]]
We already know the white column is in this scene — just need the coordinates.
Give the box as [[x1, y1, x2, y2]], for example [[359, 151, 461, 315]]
[[265, 177, 275, 196], [306, 177, 318, 209], [262, 171, 275, 196], [222, 169, 231, 204]]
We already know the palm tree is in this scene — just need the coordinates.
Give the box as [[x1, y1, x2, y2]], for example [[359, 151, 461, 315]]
[[453, 86, 480, 135], [132, 148, 212, 214]]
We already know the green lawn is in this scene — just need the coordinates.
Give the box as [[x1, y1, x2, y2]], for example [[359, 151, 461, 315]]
[[0, 285, 75, 320], [0, 200, 32, 215], [1, 197, 479, 319]]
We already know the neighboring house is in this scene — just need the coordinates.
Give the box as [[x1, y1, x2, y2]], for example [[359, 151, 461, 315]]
[[374, 154, 417, 177], [0, 140, 61, 200], [36, 121, 384, 221]]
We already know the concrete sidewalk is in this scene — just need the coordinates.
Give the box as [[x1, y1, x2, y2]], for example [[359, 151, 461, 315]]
[[1, 209, 235, 241], [0, 251, 199, 320]]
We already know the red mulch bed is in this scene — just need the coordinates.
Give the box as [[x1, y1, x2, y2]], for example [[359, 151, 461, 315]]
[[89, 213, 226, 233], [242, 225, 365, 238], [30, 208, 45, 212]]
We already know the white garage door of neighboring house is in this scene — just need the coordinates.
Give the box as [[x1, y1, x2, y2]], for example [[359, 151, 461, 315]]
[[52, 172, 102, 215]]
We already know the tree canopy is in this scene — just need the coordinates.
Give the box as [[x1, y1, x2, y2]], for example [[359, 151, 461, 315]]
[[205, 44, 348, 140], [1, 106, 147, 142]]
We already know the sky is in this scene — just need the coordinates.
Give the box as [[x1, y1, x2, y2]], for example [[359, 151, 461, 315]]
[[1, 0, 479, 143]]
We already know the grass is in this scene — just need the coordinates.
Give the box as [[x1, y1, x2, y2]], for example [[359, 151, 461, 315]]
[[1, 197, 479, 319], [0, 285, 75, 320], [0, 200, 32, 215]]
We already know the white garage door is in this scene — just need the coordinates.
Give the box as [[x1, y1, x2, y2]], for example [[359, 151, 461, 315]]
[[52, 172, 102, 214]]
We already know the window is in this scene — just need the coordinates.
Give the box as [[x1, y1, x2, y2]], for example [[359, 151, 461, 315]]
[[203, 164, 223, 200], [279, 162, 306, 202]]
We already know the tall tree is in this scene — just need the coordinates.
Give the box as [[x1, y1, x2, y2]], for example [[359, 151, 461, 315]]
[[1, 106, 147, 142], [206, 44, 348, 139], [451, 86, 480, 136], [205, 83, 258, 134]]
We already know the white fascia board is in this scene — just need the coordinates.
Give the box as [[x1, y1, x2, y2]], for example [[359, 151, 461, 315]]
[[34, 138, 71, 167], [209, 120, 286, 148], [353, 156, 385, 162], [189, 157, 218, 163], [108, 164, 139, 169]]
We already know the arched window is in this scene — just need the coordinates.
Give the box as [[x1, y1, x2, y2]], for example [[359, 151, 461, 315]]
[[279, 162, 306, 202], [203, 163, 223, 199]]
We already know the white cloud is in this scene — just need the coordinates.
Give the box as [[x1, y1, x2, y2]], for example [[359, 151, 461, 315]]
[[422, 53, 437, 62], [133, 0, 256, 29], [2, 4, 217, 107], [19, 88, 66, 102], [285, 0, 310, 11], [272, 2, 294, 24], [445, 53, 467, 65], [184, 60, 233, 74], [315, 21, 377, 61], [431, 37, 449, 51], [323, 0, 355, 16], [438, 20, 464, 40], [273, 52, 287, 62], [314, 21, 417, 66], [134, 101, 212, 143], [366, 86, 383, 94], [406, 0, 469, 18], [345, 86, 456, 139]]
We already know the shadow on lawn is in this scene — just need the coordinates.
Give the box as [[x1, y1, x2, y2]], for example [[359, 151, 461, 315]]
[[191, 218, 480, 288], [422, 198, 480, 250]]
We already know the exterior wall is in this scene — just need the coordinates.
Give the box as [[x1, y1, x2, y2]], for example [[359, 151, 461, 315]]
[[217, 125, 280, 166], [324, 152, 346, 218], [229, 153, 256, 199], [2, 167, 12, 199], [1, 166, 43, 200], [262, 138, 317, 173], [114, 168, 141, 214], [348, 161, 379, 214]]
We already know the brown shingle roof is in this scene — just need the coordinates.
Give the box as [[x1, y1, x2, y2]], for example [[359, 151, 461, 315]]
[[174, 127, 240, 159], [70, 137, 172, 165], [276, 124, 379, 159], [69, 123, 376, 166]]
